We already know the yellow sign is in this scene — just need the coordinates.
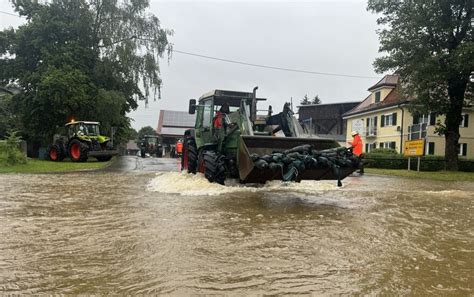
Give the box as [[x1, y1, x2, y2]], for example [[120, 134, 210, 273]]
[[404, 139, 425, 157]]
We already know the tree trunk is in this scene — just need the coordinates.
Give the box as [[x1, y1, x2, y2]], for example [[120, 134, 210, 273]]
[[444, 129, 459, 171], [444, 78, 467, 171]]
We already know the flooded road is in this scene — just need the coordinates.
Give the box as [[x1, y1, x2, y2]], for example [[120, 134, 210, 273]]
[[0, 156, 473, 294]]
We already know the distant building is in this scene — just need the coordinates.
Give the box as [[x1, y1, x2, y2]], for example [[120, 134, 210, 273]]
[[298, 102, 360, 144], [157, 110, 196, 149], [342, 74, 473, 158]]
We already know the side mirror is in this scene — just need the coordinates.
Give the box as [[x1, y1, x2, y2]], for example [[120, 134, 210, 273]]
[[189, 99, 196, 114]]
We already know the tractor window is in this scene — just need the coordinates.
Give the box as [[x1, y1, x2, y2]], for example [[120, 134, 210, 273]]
[[202, 100, 212, 128], [84, 124, 99, 136]]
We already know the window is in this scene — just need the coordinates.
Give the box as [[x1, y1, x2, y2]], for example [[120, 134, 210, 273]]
[[458, 143, 467, 156], [460, 114, 469, 128], [365, 143, 377, 153], [408, 124, 427, 140], [380, 141, 396, 149], [427, 142, 435, 155], [381, 112, 397, 127], [201, 100, 212, 128], [413, 113, 438, 126], [375, 91, 381, 103], [366, 116, 377, 136], [413, 113, 430, 125]]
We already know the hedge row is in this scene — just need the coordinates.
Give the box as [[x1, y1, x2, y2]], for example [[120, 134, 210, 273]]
[[363, 150, 474, 172]]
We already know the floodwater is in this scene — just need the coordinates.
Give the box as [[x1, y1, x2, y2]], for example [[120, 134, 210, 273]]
[[0, 157, 473, 294]]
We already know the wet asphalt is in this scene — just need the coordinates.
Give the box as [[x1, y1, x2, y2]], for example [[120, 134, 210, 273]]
[[106, 156, 181, 173]]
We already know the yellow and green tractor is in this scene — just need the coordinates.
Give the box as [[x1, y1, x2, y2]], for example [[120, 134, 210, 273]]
[[48, 121, 118, 162]]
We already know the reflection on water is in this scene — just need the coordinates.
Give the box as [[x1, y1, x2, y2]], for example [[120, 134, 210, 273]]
[[0, 172, 472, 294]]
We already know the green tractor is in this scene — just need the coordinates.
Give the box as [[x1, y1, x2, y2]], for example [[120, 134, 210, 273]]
[[139, 135, 163, 158], [181, 88, 360, 186], [48, 121, 118, 162]]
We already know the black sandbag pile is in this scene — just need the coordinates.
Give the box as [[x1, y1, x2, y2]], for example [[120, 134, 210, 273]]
[[249, 144, 360, 184]]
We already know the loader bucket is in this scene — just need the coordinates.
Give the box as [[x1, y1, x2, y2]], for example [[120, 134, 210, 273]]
[[238, 135, 358, 184]]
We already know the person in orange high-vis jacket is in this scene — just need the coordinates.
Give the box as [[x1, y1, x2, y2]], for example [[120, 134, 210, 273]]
[[348, 131, 363, 156], [176, 139, 183, 157], [348, 131, 364, 174]]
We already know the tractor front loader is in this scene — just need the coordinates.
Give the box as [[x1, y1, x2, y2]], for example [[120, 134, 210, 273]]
[[181, 88, 360, 186]]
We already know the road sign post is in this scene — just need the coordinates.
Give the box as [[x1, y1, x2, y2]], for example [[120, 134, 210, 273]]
[[404, 139, 425, 171]]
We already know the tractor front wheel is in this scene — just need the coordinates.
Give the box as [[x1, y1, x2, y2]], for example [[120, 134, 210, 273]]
[[199, 150, 226, 185], [69, 139, 89, 162], [48, 144, 64, 161]]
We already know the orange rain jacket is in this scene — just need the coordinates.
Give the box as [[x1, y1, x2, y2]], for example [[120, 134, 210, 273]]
[[176, 141, 183, 154], [212, 111, 225, 129], [349, 134, 363, 156]]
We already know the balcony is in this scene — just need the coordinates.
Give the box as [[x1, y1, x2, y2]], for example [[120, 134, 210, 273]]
[[408, 123, 427, 140], [365, 127, 377, 137]]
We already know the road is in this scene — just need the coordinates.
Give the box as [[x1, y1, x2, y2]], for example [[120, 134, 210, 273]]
[[106, 155, 181, 173], [0, 156, 473, 294]]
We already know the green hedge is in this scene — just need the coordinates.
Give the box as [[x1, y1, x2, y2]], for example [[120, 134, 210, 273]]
[[363, 151, 474, 172]]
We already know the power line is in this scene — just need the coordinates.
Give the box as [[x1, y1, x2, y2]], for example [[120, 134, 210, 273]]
[[0, 10, 380, 79], [0, 10, 23, 17], [173, 49, 381, 79]]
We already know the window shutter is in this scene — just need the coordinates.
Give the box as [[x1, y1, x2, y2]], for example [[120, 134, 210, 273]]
[[413, 114, 419, 124], [430, 113, 436, 125], [381, 115, 385, 127], [464, 114, 469, 127], [462, 143, 467, 156], [392, 112, 397, 125], [428, 142, 435, 155]]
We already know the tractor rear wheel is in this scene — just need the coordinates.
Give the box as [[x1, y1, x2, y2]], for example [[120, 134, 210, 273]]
[[48, 143, 65, 161], [199, 150, 226, 185], [182, 139, 198, 174], [68, 139, 89, 162]]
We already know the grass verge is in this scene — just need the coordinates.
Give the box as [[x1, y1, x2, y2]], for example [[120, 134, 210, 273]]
[[365, 168, 474, 182], [0, 158, 114, 174]]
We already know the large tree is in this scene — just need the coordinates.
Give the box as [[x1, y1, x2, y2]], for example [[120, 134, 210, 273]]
[[368, 0, 473, 170], [137, 126, 156, 140], [0, 0, 171, 145]]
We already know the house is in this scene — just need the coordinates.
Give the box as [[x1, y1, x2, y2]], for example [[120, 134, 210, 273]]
[[157, 110, 196, 151], [342, 74, 473, 158]]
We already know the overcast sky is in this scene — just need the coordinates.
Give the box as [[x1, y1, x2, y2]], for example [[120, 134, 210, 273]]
[[0, 0, 385, 130]]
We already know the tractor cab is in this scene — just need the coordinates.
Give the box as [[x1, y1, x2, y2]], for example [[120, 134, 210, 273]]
[[66, 121, 101, 138]]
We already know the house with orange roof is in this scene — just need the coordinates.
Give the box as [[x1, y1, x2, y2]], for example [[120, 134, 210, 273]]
[[342, 74, 473, 158]]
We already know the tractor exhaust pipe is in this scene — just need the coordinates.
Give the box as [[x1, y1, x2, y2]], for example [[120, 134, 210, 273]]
[[251, 86, 258, 123]]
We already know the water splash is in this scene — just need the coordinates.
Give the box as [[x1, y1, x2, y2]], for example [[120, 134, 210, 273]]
[[147, 172, 341, 196]]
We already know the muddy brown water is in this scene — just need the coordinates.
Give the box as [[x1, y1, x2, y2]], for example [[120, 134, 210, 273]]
[[0, 162, 473, 294]]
